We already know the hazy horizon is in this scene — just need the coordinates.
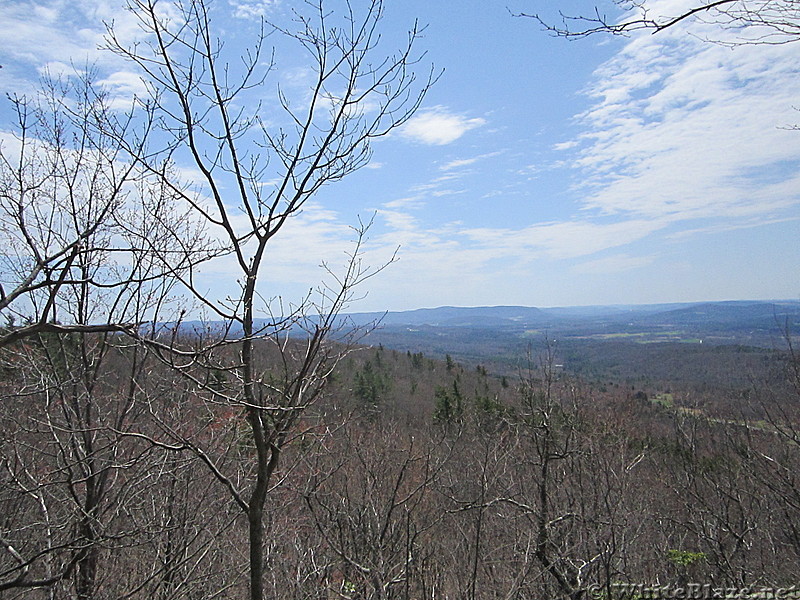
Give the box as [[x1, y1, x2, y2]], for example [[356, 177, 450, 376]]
[[347, 297, 800, 314]]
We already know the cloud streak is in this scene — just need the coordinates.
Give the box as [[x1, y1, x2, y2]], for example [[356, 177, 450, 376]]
[[568, 22, 800, 227]]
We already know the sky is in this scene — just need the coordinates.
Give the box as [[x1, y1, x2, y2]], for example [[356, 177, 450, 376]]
[[1, 0, 799, 313]]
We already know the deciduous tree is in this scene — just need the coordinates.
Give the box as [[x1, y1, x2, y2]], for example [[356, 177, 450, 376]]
[[100, 1, 433, 599]]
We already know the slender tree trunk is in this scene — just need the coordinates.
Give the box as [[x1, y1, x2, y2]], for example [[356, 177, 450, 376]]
[[76, 475, 100, 600], [246, 422, 281, 600], [75, 521, 98, 600], [247, 491, 264, 600]]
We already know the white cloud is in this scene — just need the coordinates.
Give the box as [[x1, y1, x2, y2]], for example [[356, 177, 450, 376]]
[[440, 151, 502, 171], [0, 1, 162, 109], [382, 196, 425, 210], [0, 1, 130, 68], [97, 70, 149, 109], [359, 214, 667, 310], [667, 215, 800, 241], [431, 189, 465, 198], [37, 61, 79, 77], [200, 202, 355, 284], [461, 219, 663, 260], [98, 71, 147, 96], [553, 140, 579, 151], [441, 157, 479, 170], [568, 21, 800, 228], [229, 0, 280, 19], [376, 209, 420, 234], [400, 107, 486, 145]]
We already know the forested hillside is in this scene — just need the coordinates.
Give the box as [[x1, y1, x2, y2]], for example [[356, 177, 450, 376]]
[[2, 332, 800, 599]]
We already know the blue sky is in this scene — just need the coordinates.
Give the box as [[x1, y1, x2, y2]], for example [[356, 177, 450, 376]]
[[1, 0, 799, 312]]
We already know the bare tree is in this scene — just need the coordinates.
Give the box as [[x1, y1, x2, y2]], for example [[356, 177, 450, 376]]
[[520, 0, 800, 43], [304, 423, 445, 600], [0, 71, 206, 598], [100, 1, 433, 599], [0, 73, 204, 346]]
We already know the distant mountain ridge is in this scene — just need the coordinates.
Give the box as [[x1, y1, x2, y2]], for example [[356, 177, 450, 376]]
[[348, 300, 800, 331], [345, 305, 550, 328], [172, 300, 800, 348], [635, 301, 800, 327]]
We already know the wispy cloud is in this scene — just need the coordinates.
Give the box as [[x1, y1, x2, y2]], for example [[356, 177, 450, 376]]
[[400, 107, 486, 145], [97, 70, 149, 108], [440, 151, 502, 171], [201, 202, 354, 283], [382, 196, 425, 210], [567, 20, 800, 228], [441, 157, 479, 170], [228, 0, 280, 19], [361, 214, 665, 310], [0, 1, 165, 109], [667, 215, 800, 241], [431, 189, 465, 198], [553, 140, 579, 151], [0, 1, 133, 69], [461, 219, 663, 260]]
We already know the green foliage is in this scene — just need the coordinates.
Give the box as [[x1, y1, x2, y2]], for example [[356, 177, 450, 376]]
[[652, 393, 674, 408], [36, 329, 82, 383], [342, 581, 357, 595], [353, 359, 391, 407], [325, 369, 341, 385], [207, 367, 229, 392], [667, 549, 707, 567], [474, 393, 504, 418], [433, 379, 464, 424]]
